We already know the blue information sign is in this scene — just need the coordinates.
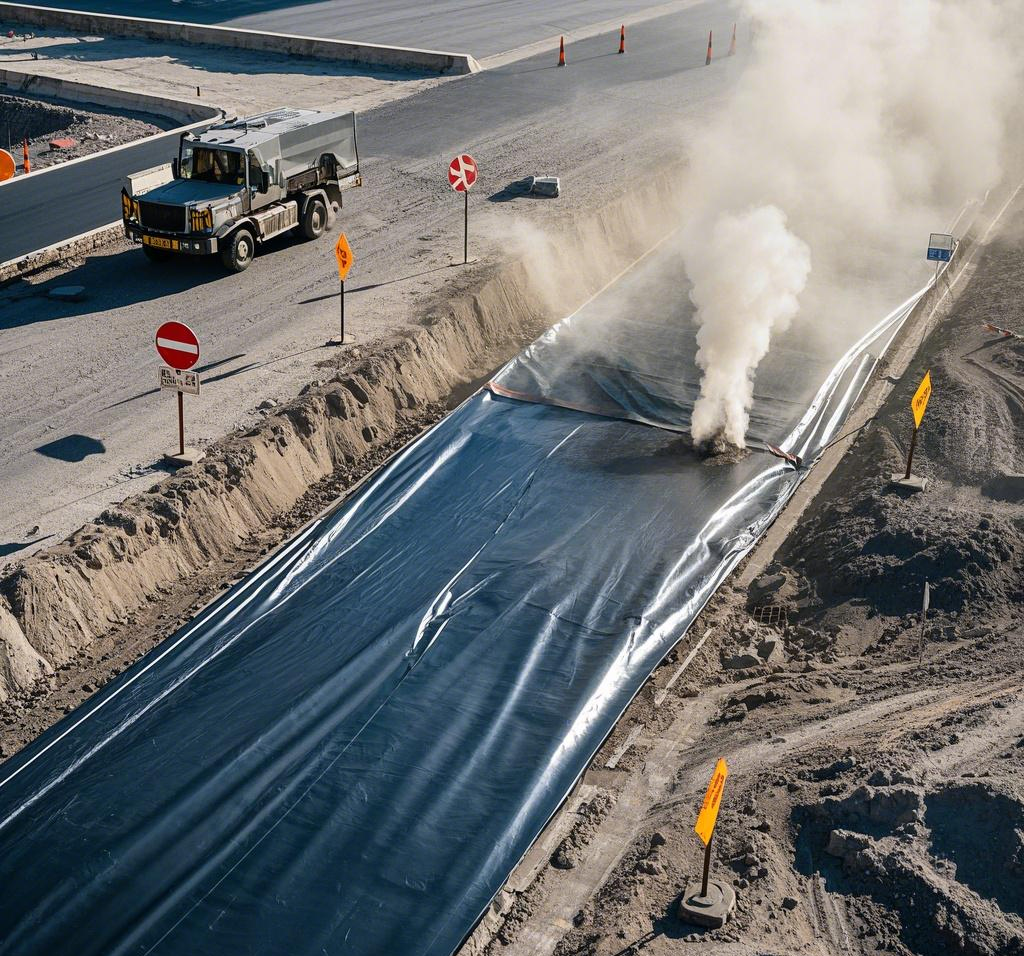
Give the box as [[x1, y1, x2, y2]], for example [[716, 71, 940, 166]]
[[927, 233, 955, 262]]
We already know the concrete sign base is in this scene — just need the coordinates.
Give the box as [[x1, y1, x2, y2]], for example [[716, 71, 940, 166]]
[[165, 447, 205, 467], [678, 879, 737, 928], [890, 472, 928, 493]]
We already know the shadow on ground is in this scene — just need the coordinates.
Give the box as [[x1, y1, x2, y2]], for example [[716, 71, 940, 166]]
[[35, 434, 106, 461]]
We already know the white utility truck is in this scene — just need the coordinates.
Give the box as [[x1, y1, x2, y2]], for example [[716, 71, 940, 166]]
[[121, 108, 361, 272]]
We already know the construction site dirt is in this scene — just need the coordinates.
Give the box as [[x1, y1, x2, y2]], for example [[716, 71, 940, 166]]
[[3, 190, 1023, 956]]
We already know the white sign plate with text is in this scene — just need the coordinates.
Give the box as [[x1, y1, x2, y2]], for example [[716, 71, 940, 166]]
[[160, 366, 200, 395]]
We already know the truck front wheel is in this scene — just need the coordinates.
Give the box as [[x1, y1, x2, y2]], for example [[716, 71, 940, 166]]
[[221, 228, 255, 272], [301, 198, 327, 240]]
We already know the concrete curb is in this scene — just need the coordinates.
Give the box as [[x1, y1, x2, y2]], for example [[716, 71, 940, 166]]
[[0, 221, 122, 284], [0, 2, 481, 75], [0, 65, 221, 125]]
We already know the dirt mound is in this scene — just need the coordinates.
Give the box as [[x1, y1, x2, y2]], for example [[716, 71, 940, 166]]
[[781, 307, 1024, 621], [796, 776, 1024, 956], [792, 473, 1023, 615], [0, 93, 77, 139]]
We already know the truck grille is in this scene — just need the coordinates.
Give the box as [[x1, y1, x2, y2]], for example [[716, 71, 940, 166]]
[[139, 201, 186, 233]]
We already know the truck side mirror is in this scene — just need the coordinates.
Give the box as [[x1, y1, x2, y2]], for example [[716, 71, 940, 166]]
[[260, 169, 270, 193], [171, 158, 179, 178]]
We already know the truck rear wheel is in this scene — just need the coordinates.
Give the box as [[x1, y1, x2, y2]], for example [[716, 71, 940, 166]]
[[301, 198, 327, 240], [221, 228, 255, 272]]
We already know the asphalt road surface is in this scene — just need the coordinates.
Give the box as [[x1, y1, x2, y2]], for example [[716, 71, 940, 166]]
[[7, 0, 688, 58], [0, 130, 201, 264], [0, 0, 741, 564], [0, 0, 701, 265]]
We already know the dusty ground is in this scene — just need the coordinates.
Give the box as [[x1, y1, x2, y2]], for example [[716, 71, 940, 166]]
[[470, 207, 1024, 956], [0, 92, 169, 171]]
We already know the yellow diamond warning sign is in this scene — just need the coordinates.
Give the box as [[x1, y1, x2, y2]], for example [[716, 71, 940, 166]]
[[695, 758, 728, 846], [911, 370, 932, 429], [334, 232, 354, 281]]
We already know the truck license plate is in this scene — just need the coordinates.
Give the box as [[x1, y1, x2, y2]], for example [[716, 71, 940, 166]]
[[143, 235, 177, 250]]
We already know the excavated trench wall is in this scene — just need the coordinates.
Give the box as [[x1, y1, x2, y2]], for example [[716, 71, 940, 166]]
[[0, 176, 683, 701]]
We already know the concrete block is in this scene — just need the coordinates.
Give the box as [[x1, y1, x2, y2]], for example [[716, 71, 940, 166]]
[[678, 879, 736, 928], [164, 447, 204, 467], [47, 285, 86, 301], [890, 473, 928, 492], [529, 176, 560, 197]]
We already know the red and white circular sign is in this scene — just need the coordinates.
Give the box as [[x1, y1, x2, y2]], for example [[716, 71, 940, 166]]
[[448, 153, 478, 192], [155, 321, 200, 371]]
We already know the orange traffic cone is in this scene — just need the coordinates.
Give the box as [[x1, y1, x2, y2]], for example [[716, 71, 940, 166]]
[[22, 137, 29, 175], [705, 29, 713, 65], [558, 35, 566, 66], [728, 23, 736, 56], [618, 24, 625, 54]]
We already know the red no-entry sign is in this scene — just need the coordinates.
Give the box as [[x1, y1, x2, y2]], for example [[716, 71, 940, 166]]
[[448, 153, 478, 192], [155, 321, 200, 371], [449, 153, 478, 265]]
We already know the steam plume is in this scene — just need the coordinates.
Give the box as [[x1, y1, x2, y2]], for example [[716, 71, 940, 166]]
[[681, 0, 1024, 447]]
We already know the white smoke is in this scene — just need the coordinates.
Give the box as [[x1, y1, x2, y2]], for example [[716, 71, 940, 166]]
[[682, 0, 1024, 447], [688, 206, 810, 446]]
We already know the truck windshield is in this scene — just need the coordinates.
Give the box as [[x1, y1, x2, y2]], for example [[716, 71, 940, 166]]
[[180, 144, 245, 186]]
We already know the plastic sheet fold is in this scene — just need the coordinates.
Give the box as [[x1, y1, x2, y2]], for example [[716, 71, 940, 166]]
[[0, 243, 928, 956]]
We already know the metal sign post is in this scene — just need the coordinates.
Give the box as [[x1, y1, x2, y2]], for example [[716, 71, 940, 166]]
[[448, 153, 478, 264], [700, 831, 714, 898], [177, 391, 185, 457], [332, 233, 354, 345], [155, 321, 203, 465], [918, 580, 931, 664]]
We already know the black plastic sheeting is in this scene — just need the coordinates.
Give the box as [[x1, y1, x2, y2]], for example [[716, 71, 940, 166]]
[[0, 245, 928, 956]]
